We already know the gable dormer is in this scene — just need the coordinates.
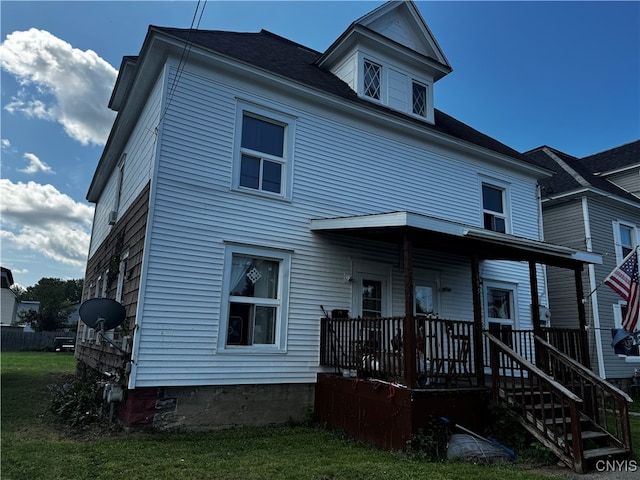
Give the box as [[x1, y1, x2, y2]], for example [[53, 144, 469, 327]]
[[317, 1, 451, 124]]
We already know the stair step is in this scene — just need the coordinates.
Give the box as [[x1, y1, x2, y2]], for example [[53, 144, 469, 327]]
[[565, 430, 610, 442], [529, 403, 564, 410], [543, 417, 572, 425], [583, 446, 628, 460]]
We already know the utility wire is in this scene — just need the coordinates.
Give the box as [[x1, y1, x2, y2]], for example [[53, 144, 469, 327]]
[[157, 0, 208, 129]]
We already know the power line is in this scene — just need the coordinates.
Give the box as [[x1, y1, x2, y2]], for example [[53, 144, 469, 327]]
[[157, 0, 208, 129]]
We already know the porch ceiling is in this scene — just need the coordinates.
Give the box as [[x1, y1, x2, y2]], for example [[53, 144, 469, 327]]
[[310, 211, 601, 269]]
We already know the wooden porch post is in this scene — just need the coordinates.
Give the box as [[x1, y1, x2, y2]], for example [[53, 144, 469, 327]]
[[403, 233, 417, 388], [529, 261, 543, 367], [574, 265, 591, 368], [471, 255, 485, 387]]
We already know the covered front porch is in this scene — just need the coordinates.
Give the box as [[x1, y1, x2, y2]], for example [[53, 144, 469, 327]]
[[311, 211, 604, 455]]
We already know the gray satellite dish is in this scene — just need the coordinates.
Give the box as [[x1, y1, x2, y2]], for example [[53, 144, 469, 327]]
[[79, 298, 126, 331]]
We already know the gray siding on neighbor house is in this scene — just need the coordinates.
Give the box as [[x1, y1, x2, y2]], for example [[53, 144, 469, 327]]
[[127, 59, 547, 389], [588, 197, 640, 380], [543, 194, 640, 380], [604, 168, 639, 198], [542, 200, 587, 329]]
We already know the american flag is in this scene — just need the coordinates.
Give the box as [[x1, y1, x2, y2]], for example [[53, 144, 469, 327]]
[[604, 248, 639, 332]]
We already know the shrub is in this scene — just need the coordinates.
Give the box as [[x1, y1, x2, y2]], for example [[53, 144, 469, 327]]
[[49, 372, 105, 427]]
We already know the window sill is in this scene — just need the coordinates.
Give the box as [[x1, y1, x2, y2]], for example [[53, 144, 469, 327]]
[[231, 186, 292, 203], [217, 345, 287, 355]]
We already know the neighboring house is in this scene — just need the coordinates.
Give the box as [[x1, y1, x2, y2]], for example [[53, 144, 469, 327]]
[[1, 267, 18, 326], [15, 300, 40, 331], [525, 141, 640, 387], [78, 1, 601, 433]]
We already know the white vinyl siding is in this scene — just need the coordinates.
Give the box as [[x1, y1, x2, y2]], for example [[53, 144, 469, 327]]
[[129, 61, 547, 388], [89, 75, 163, 257]]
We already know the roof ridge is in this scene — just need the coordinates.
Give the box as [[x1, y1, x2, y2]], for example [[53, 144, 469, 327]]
[[542, 147, 590, 188]]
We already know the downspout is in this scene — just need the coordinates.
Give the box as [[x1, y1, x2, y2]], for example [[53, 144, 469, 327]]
[[582, 197, 606, 378]]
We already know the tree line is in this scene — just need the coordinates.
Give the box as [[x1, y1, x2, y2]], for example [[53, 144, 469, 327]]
[[11, 278, 84, 331]]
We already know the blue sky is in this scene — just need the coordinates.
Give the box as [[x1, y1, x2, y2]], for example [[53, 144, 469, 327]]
[[1, 1, 639, 288]]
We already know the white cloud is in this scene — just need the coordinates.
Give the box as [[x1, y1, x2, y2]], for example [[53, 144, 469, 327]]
[[2, 139, 11, 149], [0, 179, 94, 267], [0, 28, 117, 146], [20, 153, 54, 174]]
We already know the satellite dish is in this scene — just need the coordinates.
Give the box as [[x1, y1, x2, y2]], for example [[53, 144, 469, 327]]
[[79, 298, 126, 331]]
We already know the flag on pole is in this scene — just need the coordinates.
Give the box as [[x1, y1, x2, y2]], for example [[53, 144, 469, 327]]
[[604, 247, 639, 332]]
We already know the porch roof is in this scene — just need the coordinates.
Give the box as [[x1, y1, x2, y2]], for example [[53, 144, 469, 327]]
[[310, 211, 602, 268]]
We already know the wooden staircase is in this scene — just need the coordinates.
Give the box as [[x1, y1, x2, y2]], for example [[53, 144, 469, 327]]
[[485, 333, 633, 473]]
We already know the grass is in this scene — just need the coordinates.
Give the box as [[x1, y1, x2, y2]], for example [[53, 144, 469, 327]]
[[0, 351, 621, 480]]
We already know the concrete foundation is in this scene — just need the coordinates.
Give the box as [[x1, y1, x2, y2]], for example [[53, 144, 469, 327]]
[[121, 383, 315, 430]]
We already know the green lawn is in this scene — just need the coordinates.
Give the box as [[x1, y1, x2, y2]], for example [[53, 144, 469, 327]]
[[0, 352, 625, 480]]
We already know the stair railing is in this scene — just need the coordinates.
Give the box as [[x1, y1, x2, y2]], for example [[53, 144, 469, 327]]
[[485, 332, 586, 472], [535, 336, 633, 454]]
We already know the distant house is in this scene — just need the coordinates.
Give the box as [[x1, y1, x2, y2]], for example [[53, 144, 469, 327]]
[[1, 267, 18, 325], [75, 4, 634, 470], [525, 140, 640, 386]]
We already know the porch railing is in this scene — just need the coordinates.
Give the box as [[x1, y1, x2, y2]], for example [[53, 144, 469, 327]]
[[320, 315, 477, 386], [485, 332, 587, 472], [536, 336, 633, 455]]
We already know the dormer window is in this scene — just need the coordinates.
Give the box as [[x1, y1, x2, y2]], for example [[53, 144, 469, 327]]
[[363, 59, 381, 100], [412, 81, 427, 117]]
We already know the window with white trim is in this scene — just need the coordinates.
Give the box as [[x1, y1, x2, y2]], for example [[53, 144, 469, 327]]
[[234, 103, 294, 199], [114, 154, 125, 214], [363, 59, 382, 100], [482, 183, 508, 233], [614, 221, 637, 262], [220, 245, 290, 350], [412, 81, 427, 117], [484, 282, 518, 347]]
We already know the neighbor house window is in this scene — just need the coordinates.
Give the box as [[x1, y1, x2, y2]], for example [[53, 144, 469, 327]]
[[482, 183, 508, 233], [614, 222, 637, 262], [363, 59, 382, 100], [234, 103, 294, 199], [412, 81, 427, 117], [221, 245, 291, 350]]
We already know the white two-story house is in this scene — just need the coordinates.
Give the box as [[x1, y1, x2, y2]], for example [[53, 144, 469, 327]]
[[78, 1, 601, 435]]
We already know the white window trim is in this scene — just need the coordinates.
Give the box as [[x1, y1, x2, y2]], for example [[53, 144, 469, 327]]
[[359, 54, 385, 104], [411, 79, 428, 119], [217, 243, 291, 353], [483, 280, 519, 329], [612, 220, 638, 264], [232, 100, 295, 201], [351, 260, 392, 318], [479, 176, 512, 234], [115, 251, 129, 303], [114, 153, 126, 214]]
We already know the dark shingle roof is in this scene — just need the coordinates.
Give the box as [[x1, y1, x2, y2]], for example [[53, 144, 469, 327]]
[[152, 27, 546, 171], [579, 140, 640, 175], [524, 145, 639, 203]]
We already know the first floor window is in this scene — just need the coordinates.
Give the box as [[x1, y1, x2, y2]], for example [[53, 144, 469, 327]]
[[485, 284, 516, 347], [223, 246, 290, 349]]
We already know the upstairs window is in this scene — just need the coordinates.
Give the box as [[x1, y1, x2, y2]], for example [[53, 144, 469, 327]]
[[234, 102, 295, 200], [482, 183, 507, 233], [363, 59, 381, 100], [412, 81, 427, 117], [619, 224, 636, 259], [240, 115, 285, 194]]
